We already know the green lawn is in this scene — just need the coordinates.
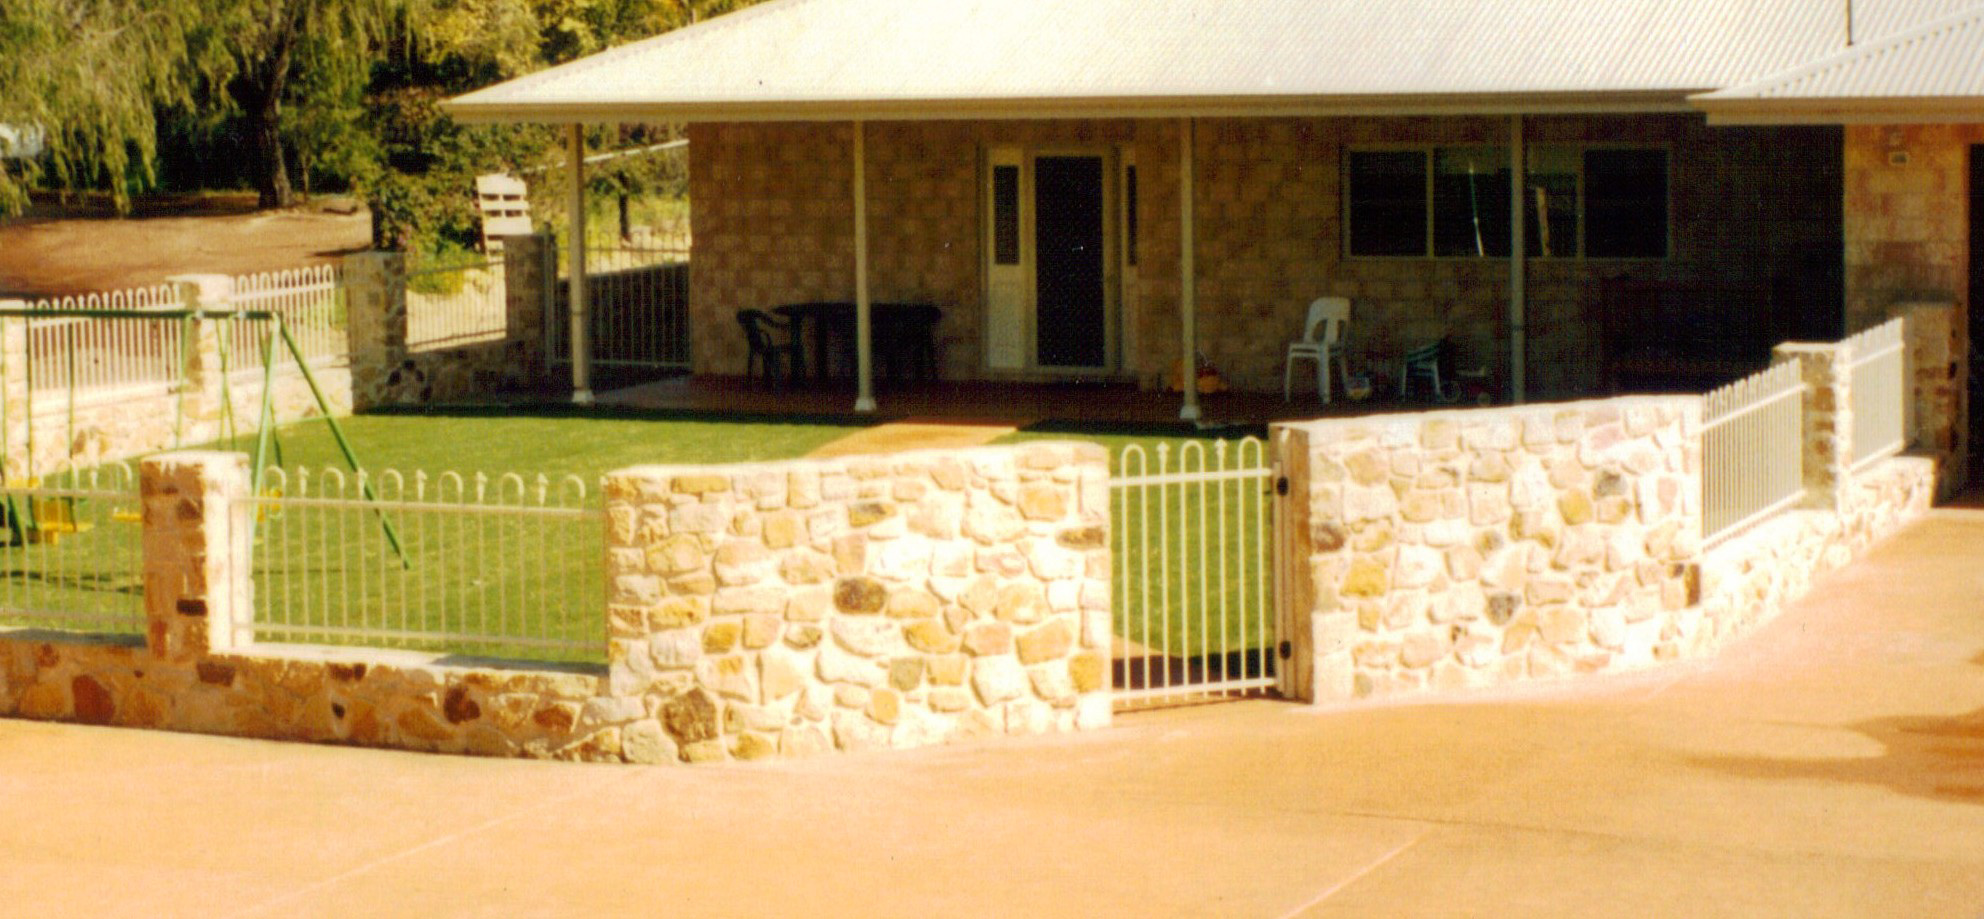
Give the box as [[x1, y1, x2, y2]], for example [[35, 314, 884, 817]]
[[998, 425, 1278, 676], [1, 408, 864, 661]]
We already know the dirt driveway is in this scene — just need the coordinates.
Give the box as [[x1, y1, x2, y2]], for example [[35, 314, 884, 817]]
[[0, 193, 372, 299]]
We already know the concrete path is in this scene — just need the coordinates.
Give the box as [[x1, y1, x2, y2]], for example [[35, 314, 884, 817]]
[[804, 418, 1022, 458], [5, 511, 1984, 917]]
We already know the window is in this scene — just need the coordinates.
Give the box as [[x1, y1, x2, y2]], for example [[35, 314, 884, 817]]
[[1123, 164, 1139, 267], [1346, 144, 1667, 259], [1584, 148, 1668, 258], [992, 165, 1020, 265], [1346, 151, 1427, 256]]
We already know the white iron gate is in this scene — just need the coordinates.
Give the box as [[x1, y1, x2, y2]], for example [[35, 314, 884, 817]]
[[1109, 437, 1279, 705], [551, 244, 691, 378]]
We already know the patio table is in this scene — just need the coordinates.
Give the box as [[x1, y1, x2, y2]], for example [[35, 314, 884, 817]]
[[771, 301, 942, 382]]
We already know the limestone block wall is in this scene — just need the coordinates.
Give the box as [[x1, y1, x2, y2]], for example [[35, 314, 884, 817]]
[[600, 443, 1112, 763], [1, 443, 1112, 765], [1842, 124, 1974, 490], [1277, 398, 1704, 701]]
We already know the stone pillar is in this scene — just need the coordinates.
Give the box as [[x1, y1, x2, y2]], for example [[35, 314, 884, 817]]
[[501, 233, 555, 386], [1893, 301, 1966, 497], [141, 451, 252, 660], [1774, 341, 1854, 512], [0, 307, 26, 476], [165, 274, 233, 446], [344, 251, 408, 410]]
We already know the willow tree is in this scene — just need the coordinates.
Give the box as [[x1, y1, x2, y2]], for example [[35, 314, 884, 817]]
[[0, 0, 224, 213], [204, 0, 397, 209]]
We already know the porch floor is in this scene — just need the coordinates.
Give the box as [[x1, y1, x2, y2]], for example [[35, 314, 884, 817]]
[[592, 374, 1439, 430]]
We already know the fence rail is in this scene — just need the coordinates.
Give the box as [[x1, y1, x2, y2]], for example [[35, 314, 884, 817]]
[[0, 463, 144, 634], [407, 258, 507, 350], [1111, 437, 1275, 704], [549, 244, 691, 374], [1702, 360, 1806, 546], [25, 284, 186, 396], [1847, 318, 1907, 471], [228, 266, 345, 367], [239, 467, 603, 661]]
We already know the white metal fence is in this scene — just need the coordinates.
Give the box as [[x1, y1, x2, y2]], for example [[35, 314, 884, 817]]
[[1848, 317, 1907, 471], [1110, 437, 1276, 705], [0, 462, 144, 634], [238, 467, 603, 661], [406, 258, 507, 350], [550, 244, 691, 374], [227, 266, 345, 367], [1702, 360, 1807, 546], [25, 284, 186, 397]]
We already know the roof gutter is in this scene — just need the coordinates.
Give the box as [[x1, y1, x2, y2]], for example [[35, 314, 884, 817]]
[[1694, 95, 1984, 125], [441, 90, 1696, 125]]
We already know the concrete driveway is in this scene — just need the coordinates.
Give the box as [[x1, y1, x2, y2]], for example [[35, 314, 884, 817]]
[[4, 511, 1984, 918]]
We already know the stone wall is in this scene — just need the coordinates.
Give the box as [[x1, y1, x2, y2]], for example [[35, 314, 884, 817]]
[[600, 442, 1112, 762], [0, 443, 1112, 764], [1276, 398, 1705, 701], [1277, 376, 1936, 704], [688, 115, 1840, 398]]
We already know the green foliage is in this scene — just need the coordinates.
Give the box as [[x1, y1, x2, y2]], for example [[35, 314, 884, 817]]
[[0, 0, 224, 212]]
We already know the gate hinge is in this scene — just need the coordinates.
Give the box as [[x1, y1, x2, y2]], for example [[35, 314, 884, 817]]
[[1277, 640, 1292, 660], [1275, 476, 1290, 497]]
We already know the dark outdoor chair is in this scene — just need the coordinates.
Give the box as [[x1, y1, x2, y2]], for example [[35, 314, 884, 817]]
[[736, 309, 802, 385]]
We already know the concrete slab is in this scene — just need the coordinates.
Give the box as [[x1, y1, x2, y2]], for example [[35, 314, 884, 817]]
[[4, 510, 1984, 917]]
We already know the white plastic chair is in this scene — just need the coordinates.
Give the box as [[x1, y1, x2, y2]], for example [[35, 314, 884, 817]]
[[1283, 297, 1351, 402]]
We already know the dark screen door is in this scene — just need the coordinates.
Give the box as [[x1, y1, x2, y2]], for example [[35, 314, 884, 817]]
[[1969, 146, 1984, 474], [1034, 156, 1107, 368]]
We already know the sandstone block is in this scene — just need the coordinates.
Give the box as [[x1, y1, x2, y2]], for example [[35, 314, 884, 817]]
[[833, 576, 888, 614], [963, 622, 1014, 656], [1016, 619, 1075, 664], [832, 617, 900, 657], [971, 656, 1026, 705], [928, 654, 969, 686]]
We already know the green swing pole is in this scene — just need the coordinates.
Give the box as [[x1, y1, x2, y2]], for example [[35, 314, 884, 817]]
[[0, 319, 20, 545], [269, 317, 409, 568]]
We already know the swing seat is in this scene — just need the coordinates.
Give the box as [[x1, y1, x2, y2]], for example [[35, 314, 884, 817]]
[[27, 496, 91, 544], [111, 509, 142, 524]]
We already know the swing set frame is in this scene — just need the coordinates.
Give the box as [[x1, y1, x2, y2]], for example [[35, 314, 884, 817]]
[[0, 307, 406, 564]]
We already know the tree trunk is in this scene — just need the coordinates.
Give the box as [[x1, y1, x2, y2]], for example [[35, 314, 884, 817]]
[[246, 94, 293, 210]]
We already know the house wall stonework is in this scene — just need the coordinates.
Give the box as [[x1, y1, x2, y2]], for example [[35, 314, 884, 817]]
[[689, 116, 1839, 399], [1843, 125, 1975, 491]]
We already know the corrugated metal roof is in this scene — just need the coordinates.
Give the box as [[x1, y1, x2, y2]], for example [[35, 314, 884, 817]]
[[1695, 3, 1984, 119], [446, 0, 1980, 123]]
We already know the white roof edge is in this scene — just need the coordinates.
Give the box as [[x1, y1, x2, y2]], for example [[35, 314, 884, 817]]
[[1694, 2, 1984, 109], [442, 91, 1699, 125]]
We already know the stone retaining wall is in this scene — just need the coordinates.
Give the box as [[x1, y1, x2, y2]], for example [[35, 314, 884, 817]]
[[0, 443, 1112, 764], [1278, 376, 1938, 704], [600, 443, 1113, 762], [1277, 398, 1705, 700]]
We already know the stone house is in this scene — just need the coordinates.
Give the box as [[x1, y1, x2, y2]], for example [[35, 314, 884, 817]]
[[447, 0, 1979, 430]]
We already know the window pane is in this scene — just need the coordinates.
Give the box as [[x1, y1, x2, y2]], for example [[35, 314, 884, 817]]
[[1124, 164, 1138, 267], [1433, 147, 1510, 257], [1585, 148, 1667, 258], [992, 165, 1020, 265], [1525, 146, 1579, 258], [1348, 150, 1427, 256]]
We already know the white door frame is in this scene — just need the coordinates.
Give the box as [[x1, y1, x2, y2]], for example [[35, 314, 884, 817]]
[[983, 145, 1123, 376]]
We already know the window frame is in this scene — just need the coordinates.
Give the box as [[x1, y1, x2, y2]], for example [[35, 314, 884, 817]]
[[1341, 141, 1672, 262]]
